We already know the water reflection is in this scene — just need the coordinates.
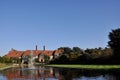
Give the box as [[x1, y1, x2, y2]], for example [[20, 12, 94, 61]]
[[0, 66, 120, 80]]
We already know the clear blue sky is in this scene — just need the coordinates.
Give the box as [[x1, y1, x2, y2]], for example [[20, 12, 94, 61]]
[[0, 0, 120, 56]]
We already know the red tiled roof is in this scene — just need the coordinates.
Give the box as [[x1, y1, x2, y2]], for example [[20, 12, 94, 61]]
[[6, 50, 24, 58], [41, 50, 54, 56], [5, 49, 62, 58]]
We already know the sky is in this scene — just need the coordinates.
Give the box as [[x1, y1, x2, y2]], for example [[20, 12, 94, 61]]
[[0, 0, 120, 56]]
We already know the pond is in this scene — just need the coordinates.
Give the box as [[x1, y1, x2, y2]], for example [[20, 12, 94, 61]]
[[0, 66, 120, 80]]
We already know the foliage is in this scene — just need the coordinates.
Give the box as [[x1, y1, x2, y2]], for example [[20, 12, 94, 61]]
[[108, 28, 120, 61], [0, 56, 21, 64], [58, 47, 72, 54], [50, 47, 113, 64], [73, 47, 83, 54], [35, 58, 39, 63], [44, 55, 50, 63]]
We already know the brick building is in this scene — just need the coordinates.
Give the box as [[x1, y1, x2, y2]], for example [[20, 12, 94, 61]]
[[5, 45, 62, 63]]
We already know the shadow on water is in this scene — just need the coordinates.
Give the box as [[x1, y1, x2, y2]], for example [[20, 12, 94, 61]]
[[0, 66, 120, 80], [57, 68, 120, 80]]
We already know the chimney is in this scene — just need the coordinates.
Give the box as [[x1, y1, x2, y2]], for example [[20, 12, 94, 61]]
[[36, 45, 38, 51], [11, 48, 13, 51], [11, 48, 15, 51], [43, 45, 45, 51], [11, 48, 14, 51]]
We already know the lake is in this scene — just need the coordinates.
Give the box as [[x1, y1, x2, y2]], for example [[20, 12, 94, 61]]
[[0, 66, 120, 80]]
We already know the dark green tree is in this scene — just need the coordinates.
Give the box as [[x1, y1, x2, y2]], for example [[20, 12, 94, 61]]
[[59, 47, 71, 54], [73, 47, 83, 54], [108, 28, 120, 61], [57, 55, 68, 64], [44, 55, 50, 63]]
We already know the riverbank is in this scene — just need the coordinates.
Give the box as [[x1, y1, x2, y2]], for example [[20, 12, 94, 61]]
[[0, 63, 19, 70], [46, 64, 120, 69], [1, 63, 120, 70]]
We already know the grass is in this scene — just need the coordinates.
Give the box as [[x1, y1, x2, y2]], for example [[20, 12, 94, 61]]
[[1, 63, 120, 70], [46, 64, 120, 69], [0, 63, 13, 70]]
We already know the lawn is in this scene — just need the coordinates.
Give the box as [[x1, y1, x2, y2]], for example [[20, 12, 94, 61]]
[[47, 64, 120, 69], [0, 63, 12, 70]]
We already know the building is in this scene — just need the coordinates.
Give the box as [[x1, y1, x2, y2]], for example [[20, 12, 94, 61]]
[[5, 45, 62, 63]]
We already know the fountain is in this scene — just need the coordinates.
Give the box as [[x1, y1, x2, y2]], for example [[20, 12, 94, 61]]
[[28, 50, 35, 69]]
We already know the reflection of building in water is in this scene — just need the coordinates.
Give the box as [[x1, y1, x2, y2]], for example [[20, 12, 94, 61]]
[[3, 67, 118, 80], [4, 67, 62, 80], [53, 68, 60, 78], [38, 66, 45, 75], [50, 67, 53, 74]]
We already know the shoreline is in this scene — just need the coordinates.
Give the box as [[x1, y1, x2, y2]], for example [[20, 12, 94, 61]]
[[46, 64, 120, 69], [0, 64, 19, 71], [1, 63, 120, 70], [0, 66, 12, 70]]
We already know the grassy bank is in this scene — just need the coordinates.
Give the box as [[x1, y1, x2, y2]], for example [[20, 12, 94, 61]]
[[0, 63, 14, 70], [47, 64, 120, 69]]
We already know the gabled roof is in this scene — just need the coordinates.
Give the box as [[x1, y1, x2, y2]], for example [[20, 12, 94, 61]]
[[6, 50, 24, 58], [22, 50, 42, 57], [40, 50, 54, 56], [5, 49, 62, 58]]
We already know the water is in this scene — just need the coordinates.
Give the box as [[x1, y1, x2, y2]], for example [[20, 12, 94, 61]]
[[0, 66, 120, 80]]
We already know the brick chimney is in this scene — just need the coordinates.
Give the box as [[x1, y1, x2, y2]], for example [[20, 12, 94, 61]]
[[11, 48, 15, 51], [36, 45, 38, 51], [43, 45, 45, 51]]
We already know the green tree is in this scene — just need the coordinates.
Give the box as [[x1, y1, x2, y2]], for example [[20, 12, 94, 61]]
[[102, 48, 112, 58], [85, 48, 103, 59], [58, 55, 68, 64], [69, 52, 78, 60], [73, 47, 83, 54], [59, 47, 71, 54], [44, 55, 50, 63], [108, 28, 120, 60]]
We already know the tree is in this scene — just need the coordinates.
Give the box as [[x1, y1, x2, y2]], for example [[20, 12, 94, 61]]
[[59, 47, 71, 54], [44, 55, 50, 63], [108, 28, 120, 61], [73, 47, 81, 52], [73, 47, 83, 54], [69, 52, 78, 60], [57, 55, 68, 64]]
